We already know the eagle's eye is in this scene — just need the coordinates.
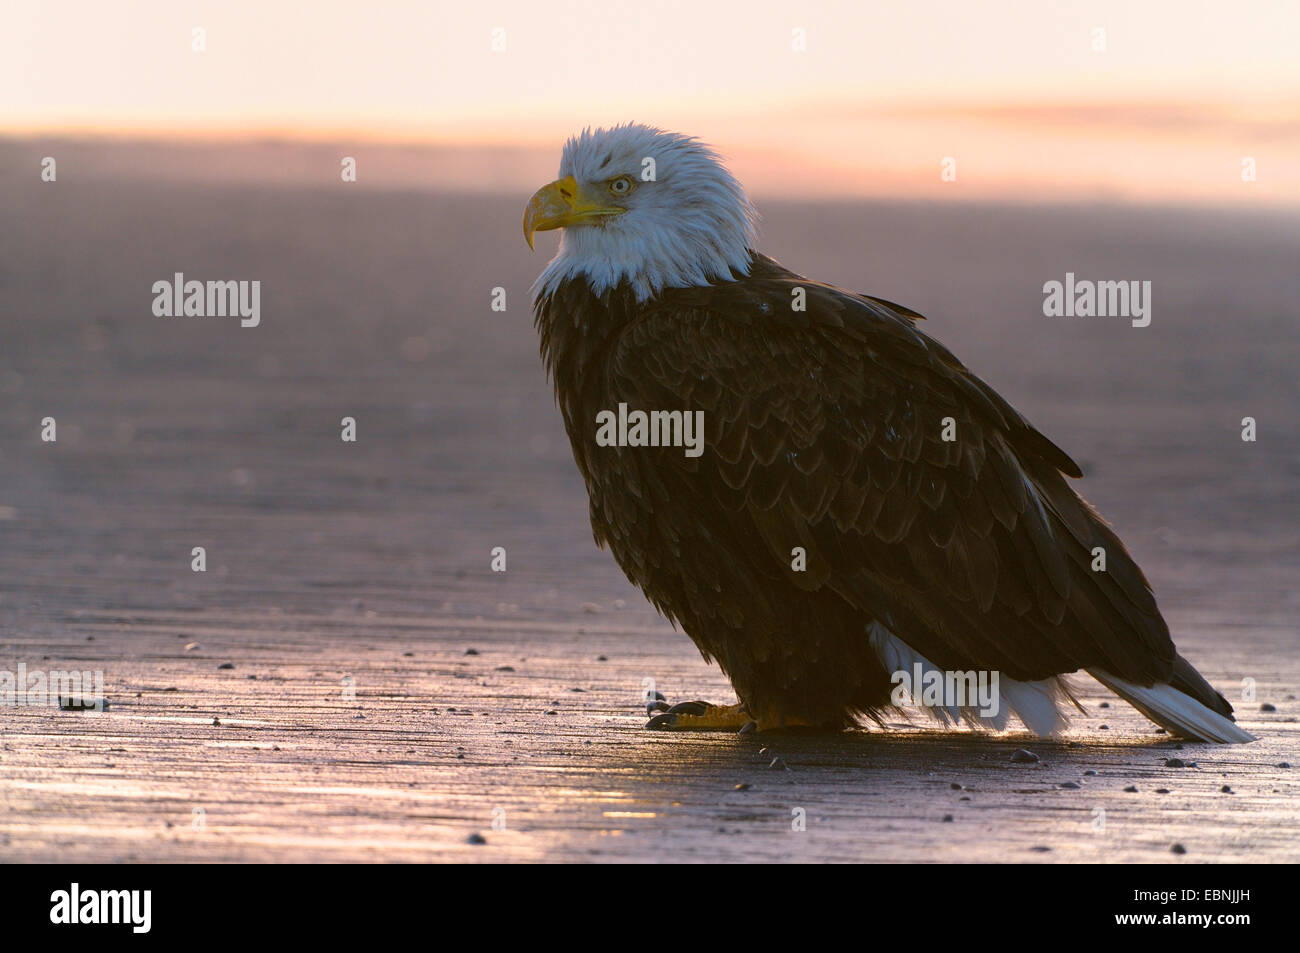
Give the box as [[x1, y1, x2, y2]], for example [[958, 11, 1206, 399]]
[[607, 176, 634, 196]]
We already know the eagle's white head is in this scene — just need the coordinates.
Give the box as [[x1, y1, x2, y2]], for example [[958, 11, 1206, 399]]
[[525, 124, 758, 302]]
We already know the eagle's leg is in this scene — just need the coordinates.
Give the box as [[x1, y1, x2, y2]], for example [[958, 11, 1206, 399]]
[[645, 700, 752, 731]]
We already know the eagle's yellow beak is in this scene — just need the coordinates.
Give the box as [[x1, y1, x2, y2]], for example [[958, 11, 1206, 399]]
[[523, 175, 625, 249]]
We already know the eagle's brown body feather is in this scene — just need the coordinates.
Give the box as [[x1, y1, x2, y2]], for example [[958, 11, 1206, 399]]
[[535, 252, 1235, 728]]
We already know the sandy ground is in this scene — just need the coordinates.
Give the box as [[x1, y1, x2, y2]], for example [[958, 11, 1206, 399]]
[[0, 146, 1297, 861]]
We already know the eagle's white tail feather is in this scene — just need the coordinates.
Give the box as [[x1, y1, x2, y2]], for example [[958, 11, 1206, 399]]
[[999, 676, 1075, 737], [1088, 668, 1256, 744], [868, 622, 1070, 736]]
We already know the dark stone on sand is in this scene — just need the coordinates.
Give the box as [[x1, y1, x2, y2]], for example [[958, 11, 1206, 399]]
[[58, 697, 107, 711]]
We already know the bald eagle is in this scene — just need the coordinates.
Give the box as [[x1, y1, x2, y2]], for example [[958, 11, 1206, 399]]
[[524, 123, 1253, 744]]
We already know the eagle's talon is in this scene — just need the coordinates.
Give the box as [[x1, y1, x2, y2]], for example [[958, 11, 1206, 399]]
[[645, 700, 671, 715], [643, 700, 751, 731], [666, 700, 711, 716]]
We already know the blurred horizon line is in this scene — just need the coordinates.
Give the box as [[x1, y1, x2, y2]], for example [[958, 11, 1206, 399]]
[[8, 93, 1299, 141], [5, 93, 1298, 210]]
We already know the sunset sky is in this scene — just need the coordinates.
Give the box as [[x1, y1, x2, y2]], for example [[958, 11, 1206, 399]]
[[5, 0, 1298, 203]]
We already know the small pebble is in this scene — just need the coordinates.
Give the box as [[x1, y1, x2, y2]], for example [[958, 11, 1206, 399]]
[[1099, 702, 1110, 709], [734, 783, 751, 791], [217, 662, 234, 670], [1083, 769, 1097, 776], [1155, 787, 1171, 794], [58, 697, 107, 711], [1171, 844, 1186, 855], [1124, 785, 1139, 792], [1164, 758, 1188, 768], [467, 833, 487, 845], [464, 648, 478, 655], [1278, 762, 1292, 769], [1260, 703, 1277, 712], [1220, 785, 1233, 794], [597, 655, 608, 661], [950, 783, 963, 790], [1010, 749, 1040, 764], [212, 717, 221, 726], [494, 666, 515, 672], [1059, 782, 1080, 789], [941, 814, 953, 822]]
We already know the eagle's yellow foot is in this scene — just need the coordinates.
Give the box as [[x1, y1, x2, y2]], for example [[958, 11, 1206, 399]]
[[646, 700, 753, 732]]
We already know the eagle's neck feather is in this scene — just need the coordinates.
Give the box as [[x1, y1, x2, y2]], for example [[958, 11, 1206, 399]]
[[531, 196, 756, 303]]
